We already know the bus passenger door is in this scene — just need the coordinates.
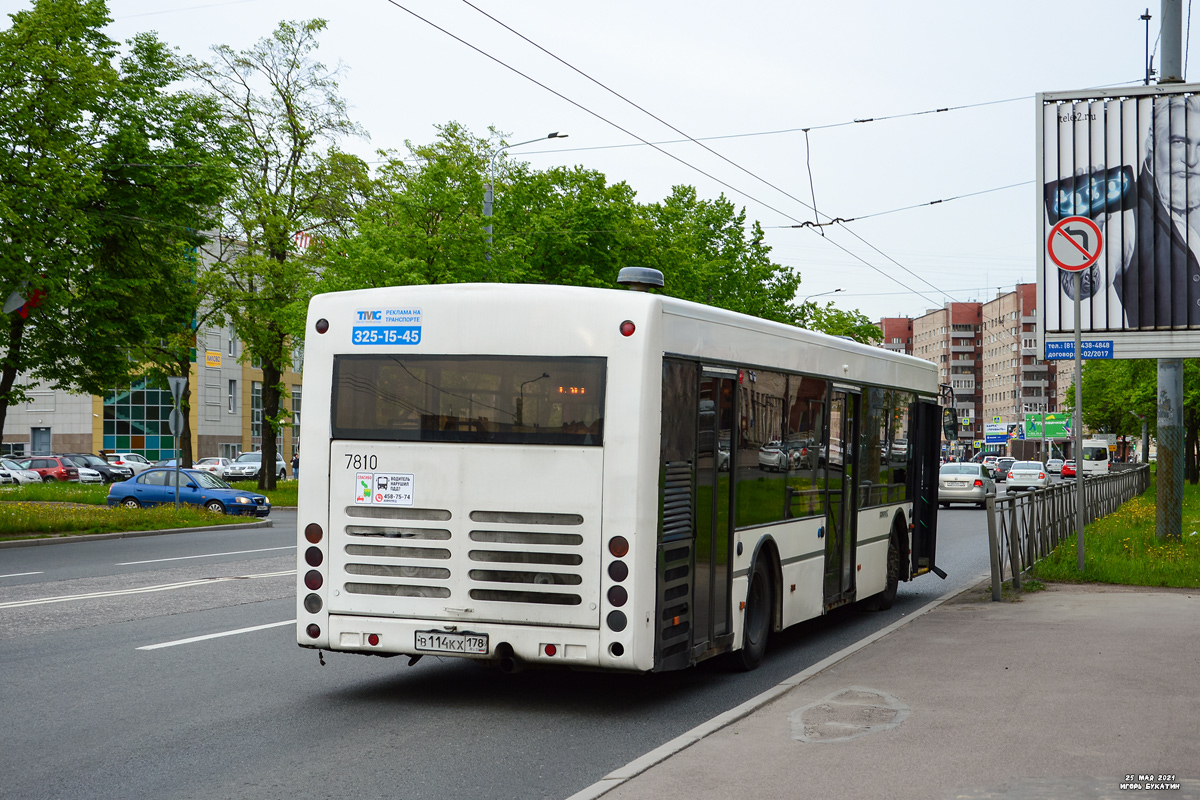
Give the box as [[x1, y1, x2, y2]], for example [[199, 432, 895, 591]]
[[694, 370, 736, 657], [824, 389, 860, 608]]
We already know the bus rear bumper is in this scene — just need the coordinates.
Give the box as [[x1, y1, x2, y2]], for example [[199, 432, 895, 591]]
[[320, 614, 618, 669]]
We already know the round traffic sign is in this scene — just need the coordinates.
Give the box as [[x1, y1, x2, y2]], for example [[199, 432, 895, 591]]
[[1047, 215, 1103, 272]]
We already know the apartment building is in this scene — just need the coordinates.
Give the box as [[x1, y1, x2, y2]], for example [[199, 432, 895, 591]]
[[910, 301, 982, 457], [877, 317, 913, 356], [980, 284, 1059, 457]]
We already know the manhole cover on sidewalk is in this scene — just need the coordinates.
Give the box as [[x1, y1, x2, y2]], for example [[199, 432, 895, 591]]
[[788, 686, 909, 743]]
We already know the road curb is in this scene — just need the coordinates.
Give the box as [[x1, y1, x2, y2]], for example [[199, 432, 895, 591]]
[[565, 573, 991, 800], [0, 519, 274, 549]]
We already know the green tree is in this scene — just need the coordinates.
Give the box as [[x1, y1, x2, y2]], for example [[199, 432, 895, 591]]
[[805, 303, 882, 345], [0, 0, 230, 453], [189, 18, 368, 488]]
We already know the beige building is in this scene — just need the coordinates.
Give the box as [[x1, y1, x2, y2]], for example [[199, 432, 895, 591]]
[[910, 301, 981, 456]]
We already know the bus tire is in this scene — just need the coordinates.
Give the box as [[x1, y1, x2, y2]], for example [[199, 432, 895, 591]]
[[734, 558, 771, 671], [866, 525, 901, 611]]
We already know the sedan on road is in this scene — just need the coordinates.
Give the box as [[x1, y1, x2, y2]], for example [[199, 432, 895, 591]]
[[994, 457, 1016, 483], [107, 468, 271, 516], [1045, 458, 1064, 474], [1061, 460, 1077, 478], [938, 463, 996, 508], [1005, 461, 1050, 492]]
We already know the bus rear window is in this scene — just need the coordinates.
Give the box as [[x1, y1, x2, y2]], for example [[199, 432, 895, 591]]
[[332, 355, 606, 446]]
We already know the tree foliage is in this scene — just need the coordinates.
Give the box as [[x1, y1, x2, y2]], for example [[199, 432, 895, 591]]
[[188, 18, 368, 488], [315, 124, 870, 338], [0, 0, 230, 452]]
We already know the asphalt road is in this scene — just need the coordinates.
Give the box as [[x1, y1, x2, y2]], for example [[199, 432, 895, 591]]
[[0, 507, 991, 800]]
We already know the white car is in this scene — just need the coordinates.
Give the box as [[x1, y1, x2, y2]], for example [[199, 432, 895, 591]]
[[105, 452, 154, 475], [0, 458, 40, 485], [224, 451, 288, 481], [76, 466, 104, 484], [194, 457, 233, 479], [1005, 461, 1050, 492]]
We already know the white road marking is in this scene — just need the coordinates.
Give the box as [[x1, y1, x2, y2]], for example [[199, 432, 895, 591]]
[[138, 619, 296, 650], [0, 571, 44, 579], [116, 546, 295, 566], [0, 570, 296, 609]]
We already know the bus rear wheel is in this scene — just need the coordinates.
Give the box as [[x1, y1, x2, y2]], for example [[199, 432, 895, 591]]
[[734, 558, 771, 671]]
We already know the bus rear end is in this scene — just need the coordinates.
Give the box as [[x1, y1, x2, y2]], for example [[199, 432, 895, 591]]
[[297, 285, 661, 672]]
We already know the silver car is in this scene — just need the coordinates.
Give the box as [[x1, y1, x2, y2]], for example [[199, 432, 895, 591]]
[[0, 458, 40, 485], [1006, 461, 1050, 492], [938, 463, 996, 508]]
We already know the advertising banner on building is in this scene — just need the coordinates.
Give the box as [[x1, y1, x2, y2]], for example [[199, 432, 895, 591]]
[[984, 422, 1007, 444], [1037, 83, 1200, 359]]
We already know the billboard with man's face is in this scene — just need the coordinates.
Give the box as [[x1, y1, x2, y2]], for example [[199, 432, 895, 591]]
[[1037, 84, 1200, 359]]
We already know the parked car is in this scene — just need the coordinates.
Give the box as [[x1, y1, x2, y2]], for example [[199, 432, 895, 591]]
[[994, 457, 1016, 483], [194, 457, 233, 479], [0, 458, 40, 485], [104, 452, 154, 475], [107, 468, 271, 516], [224, 451, 288, 481], [1061, 460, 1077, 478], [61, 453, 133, 484], [1045, 458, 1064, 474], [757, 441, 790, 472], [937, 462, 996, 508], [20, 456, 80, 482], [1005, 461, 1050, 492], [75, 466, 104, 484]]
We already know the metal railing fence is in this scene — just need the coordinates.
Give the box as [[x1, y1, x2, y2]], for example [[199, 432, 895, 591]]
[[985, 465, 1151, 600]]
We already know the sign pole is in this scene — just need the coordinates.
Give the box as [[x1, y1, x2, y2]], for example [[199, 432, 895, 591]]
[[1073, 274, 1085, 571]]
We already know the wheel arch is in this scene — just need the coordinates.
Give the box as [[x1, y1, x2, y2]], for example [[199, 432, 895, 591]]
[[746, 534, 782, 632], [890, 507, 912, 582]]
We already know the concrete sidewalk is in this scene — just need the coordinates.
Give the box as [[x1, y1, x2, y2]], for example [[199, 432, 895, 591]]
[[578, 582, 1200, 800]]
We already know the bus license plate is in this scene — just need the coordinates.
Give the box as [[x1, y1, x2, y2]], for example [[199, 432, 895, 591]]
[[414, 630, 489, 655]]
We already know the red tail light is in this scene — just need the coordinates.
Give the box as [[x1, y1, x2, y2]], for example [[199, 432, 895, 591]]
[[973, 479, 983, 487], [1039, 472, 1045, 479]]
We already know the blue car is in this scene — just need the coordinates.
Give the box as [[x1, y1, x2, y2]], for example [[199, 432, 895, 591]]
[[107, 468, 271, 517]]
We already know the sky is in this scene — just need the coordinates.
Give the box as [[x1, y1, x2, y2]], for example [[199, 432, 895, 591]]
[[4, 0, 1186, 322]]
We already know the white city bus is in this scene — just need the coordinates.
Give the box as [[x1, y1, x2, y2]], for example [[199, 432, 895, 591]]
[[297, 280, 945, 672]]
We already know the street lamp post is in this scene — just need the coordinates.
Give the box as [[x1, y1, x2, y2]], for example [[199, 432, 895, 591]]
[[484, 132, 568, 261], [801, 287, 845, 305], [799, 288, 845, 324]]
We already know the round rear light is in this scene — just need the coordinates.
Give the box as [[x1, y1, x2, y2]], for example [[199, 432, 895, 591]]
[[304, 570, 323, 590], [315, 318, 329, 334], [607, 585, 628, 607], [619, 320, 635, 337], [608, 561, 629, 582], [367, 634, 380, 646], [305, 523, 323, 543], [606, 610, 627, 632], [305, 546, 323, 567], [608, 536, 629, 557], [544, 644, 557, 657], [306, 624, 321, 639], [303, 593, 323, 613]]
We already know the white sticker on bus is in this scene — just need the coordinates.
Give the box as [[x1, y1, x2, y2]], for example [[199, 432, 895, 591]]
[[354, 472, 415, 506]]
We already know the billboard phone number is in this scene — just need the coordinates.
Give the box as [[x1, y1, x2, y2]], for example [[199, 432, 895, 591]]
[[351, 326, 421, 345]]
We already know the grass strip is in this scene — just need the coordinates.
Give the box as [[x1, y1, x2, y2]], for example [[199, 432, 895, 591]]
[[0, 502, 248, 541], [1032, 473, 1200, 588]]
